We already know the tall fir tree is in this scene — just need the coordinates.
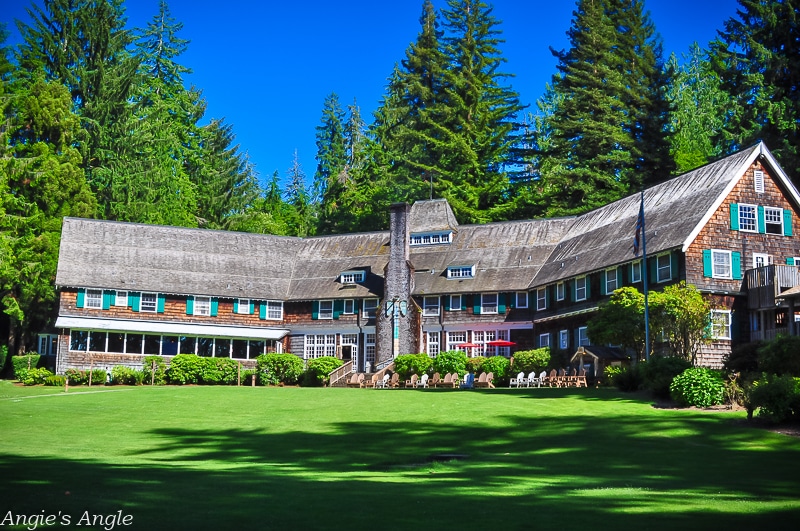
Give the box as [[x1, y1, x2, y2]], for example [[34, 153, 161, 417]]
[[284, 150, 314, 237], [536, 0, 673, 216], [314, 93, 348, 234], [709, 0, 800, 182]]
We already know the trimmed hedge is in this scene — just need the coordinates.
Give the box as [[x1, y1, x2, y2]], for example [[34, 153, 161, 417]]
[[12, 353, 41, 382], [392, 354, 433, 380], [256, 353, 304, 386], [747, 374, 800, 423], [143, 356, 168, 385], [432, 351, 468, 377], [670, 367, 725, 408], [167, 354, 242, 385], [304, 356, 343, 387], [511, 348, 550, 375]]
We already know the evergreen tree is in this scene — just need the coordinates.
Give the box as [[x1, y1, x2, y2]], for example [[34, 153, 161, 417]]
[[284, 150, 314, 237], [710, 0, 800, 182], [538, 0, 673, 216], [666, 44, 728, 173], [314, 93, 348, 234]]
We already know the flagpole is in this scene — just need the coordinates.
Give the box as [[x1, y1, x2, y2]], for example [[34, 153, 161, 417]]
[[640, 190, 651, 362]]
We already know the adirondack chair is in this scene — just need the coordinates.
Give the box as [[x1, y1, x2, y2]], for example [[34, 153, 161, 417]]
[[475, 372, 494, 389], [440, 372, 456, 388], [576, 369, 588, 388], [417, 373, 430, 388], [547, 369, 558, 387], [460, 372, 474, 389], [375, 373, 390, 389], [486, 372, 495, 389], [557, 368, 568, 387], [526, 371, 541, 388], [364, 373, 380, 388], [388, 372, 400, 388], [566, 367, 579, 387], [429, 372, 441, 387], [538, 371, 548, 387], [509, 371, 527, 388], [404, 374, 418, 388], [347, 372, 365, 388]]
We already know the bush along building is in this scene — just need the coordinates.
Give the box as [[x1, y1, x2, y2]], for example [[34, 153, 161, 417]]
[[53, 142, 800, 377]]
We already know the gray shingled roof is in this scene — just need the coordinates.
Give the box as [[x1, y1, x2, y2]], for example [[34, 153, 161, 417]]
[[409, 199, 459, 233], [532, 144, 762, 285]]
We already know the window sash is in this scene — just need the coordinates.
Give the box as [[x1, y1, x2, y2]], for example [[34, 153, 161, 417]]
[[536, 288, 547, 310], [427, 331, 440, 357], [237, 298, 251, 315], [559, 330, 569, 350], [423, 296, 440, 316], [738, 204, 757, 232], [712, 250, 732, 279], [362, 299, 378, 318], [556, 282, 565, 301], [605, 269, 618, 293], [765, 207, 783, 234], [711, 310, 732, 340], [343, 299, 355, 314], [631, 261, 642, 283], [193, 296, 211, 316], [318, 300, 334, 320], [578, 326, 589, 346], [266, 301, 283, 320], [657, 255, 672, 283], [450, 295, 462, 310], [539, 333, 550, 348], [516, 292, 528, 309], [575, 277, 587, 301], [141, 292, 158, 313], [447, 266, 474, 279], [85, 289, 103, 309], [115, 291, 128, 307], [481, 293, 498, 314]]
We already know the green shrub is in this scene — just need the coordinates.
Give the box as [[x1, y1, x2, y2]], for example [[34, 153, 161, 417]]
[[111, 366, 145, 385], [724, 341, 761, 374], [65, 368, 88, 385], [392, 354, 433, 380], [748, 374, 800, 423], [241, 369, 257, 386], [303, 356, 343, 387], [142, 356, 167, 385], [670, 367, 725, 408], [91, 368, 108, 385], [757, 336, 800, 377], [12, 353, 41, 381], [641, 356, 692, 400], [0, 345, 8, 376], [480, 356, 510, 386], [200, 357, 239, 385], [168, 354, 204, 384], [466, 356, 485, 375], [45, 375, 66, 387], [256, 353, 304, 386], [602, 366, 624, 387], [22, 367, 53, 385], [511, 348, 551, 374], [432, 351, 468, 376], [609, 365, 643, 392]]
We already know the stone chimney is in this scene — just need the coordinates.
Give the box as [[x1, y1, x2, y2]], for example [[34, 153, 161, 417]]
[[376, 203, 419, 365]]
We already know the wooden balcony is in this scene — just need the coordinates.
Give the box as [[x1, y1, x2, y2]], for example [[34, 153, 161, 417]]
[[746, 265, 800, 310]]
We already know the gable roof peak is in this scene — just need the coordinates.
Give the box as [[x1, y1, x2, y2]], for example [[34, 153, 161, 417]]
[[409, 199, 459, 234]]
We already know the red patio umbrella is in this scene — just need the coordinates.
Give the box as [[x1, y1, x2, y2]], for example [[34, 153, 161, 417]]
[[486, 339, 516, 347], [456, 342, 482, 348]]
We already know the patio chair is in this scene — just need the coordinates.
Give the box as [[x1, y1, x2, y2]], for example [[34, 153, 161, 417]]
[[440, 373, 456, 388], [388, 372, 400, 389], [576, 369, 588, 388], [364, 373, 380, 388], [347, 372, 365, 388], [510, 371, 527, 388], [429, 372, 441, 387], [404, 373, 418, 388], [375, 373, 390, 389], [557, 368, 568, 387], [547, 369, 558, 387], [417, 373, 430, 388], [538, 371, 547, 387], [526, 371, 541, 388], [460, 372, 474, 389], [474, 372, 488, 388], [566, 368, 579, 387]]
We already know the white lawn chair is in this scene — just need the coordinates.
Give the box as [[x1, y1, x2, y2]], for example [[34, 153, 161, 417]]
[[526, 371, 541, 388], [416, 373, 429, 388], [375, 373, 390, 389], [510, 371, 527, 388]]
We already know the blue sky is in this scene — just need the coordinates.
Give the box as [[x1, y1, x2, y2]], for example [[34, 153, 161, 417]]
[[4, 0, 741, 188]]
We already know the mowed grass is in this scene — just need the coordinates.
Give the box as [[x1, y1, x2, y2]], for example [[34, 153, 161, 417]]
[[2, 381, 800, 530]]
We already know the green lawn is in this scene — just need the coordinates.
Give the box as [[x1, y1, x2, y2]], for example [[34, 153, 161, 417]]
[[1, 381, 799, 530]]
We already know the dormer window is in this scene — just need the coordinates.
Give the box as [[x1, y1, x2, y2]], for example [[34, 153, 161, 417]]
[[340, 270, 365, 284], [410, 231, 452, 246], [447, 265, 475, 279]]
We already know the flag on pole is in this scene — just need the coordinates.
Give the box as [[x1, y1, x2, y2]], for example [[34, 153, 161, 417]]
[[633, 193, 644, 256]]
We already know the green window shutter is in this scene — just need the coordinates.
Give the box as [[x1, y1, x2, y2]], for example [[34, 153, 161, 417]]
[[333, 299, 344, 319], [250, 300, 255, 315], [354, 299, 361, 313], [671, 253, 679, 281], [787, 257, 795, 266], [498, 293, 506, 314], [703, 250, 712, 277], [473, 295, 481, 315], [508, 292, 516, 309], [102, 290, 113, 310], [312, 301, 319, 320], [732, 252, 742, 280], [76, 288, 85, 308], [259, 302, 266, 320], [730, 203, 739, 230], [130, 292, 141, 312], [649, 257, 658, 283], [784, 209, 793, 236], [186, 296, 194, 315], [157, 294, 165, 313], [585, 278, 591, 299], [233, 299, 239, 314], [757, 205, 766, 233], [210, 298, 218, 317], [617, 267, 623, 288], [461, 296, 467, 311], [444, 296, 451, 311]]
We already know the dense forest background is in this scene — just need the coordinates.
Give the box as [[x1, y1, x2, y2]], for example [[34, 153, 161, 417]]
[[1, 0, 798, 352]]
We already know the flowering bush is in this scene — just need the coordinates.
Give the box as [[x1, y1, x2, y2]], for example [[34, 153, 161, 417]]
[[670, 367, 725, 408]]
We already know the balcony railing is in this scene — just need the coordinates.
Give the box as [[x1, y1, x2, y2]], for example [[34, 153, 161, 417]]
[[746, 265, 800, 310]]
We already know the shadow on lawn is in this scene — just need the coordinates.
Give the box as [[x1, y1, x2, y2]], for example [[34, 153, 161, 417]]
[[3, 412, 800, 530]]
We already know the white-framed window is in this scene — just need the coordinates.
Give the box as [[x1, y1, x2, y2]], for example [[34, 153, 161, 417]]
[[304, 334, 336, 359], [481, 293, 498, 314], [753, 253, 772, 269], [362, 298, 378, 319], [575, 276, 587, 301], [536, 287, 547, 310], [365, 333, 376, 366], [340, 270, 365, 284], [605, 267, 618, 294], [343, 299, 355, 314], [423, 296, 440, 316], [539, 333, 550, 348], [85, 289, 103, 309], [754, 170, 764, 193], [450, 294, 462, 311], [578, 326, 589, 346], [114, 291, 128, 307], [631, 260, 642, 283], [559, 330, 569, 350], [194, 296, 211, 316], [447, 331, 467, 352], [236, 298, 251, 315], [427, 331, 440, 357], [710, 310, 732, 340], [318, 300, 334, 320], [739, 204, 757, 232], [712, 250, 732, 279], [410, 232, 452, 246], [265, 300, 283, 320], [556, 282, 565, 301], [765, 206, 783, 235], [447, 265, 475, 279], [141, 292, 158, 313], [516, 292, 528, 309], [656, 254, 672, 283]]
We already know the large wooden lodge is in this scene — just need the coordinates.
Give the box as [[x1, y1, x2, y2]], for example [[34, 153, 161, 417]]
[[47, 143, 800, 377]]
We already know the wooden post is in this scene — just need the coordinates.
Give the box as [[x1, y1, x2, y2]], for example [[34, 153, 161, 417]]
[[88, 356, 93, 387], [151, 360, 155, 386], [251, 371, 255, 387], [237, 362, 241, 386], [65, 377, 69, 393]]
